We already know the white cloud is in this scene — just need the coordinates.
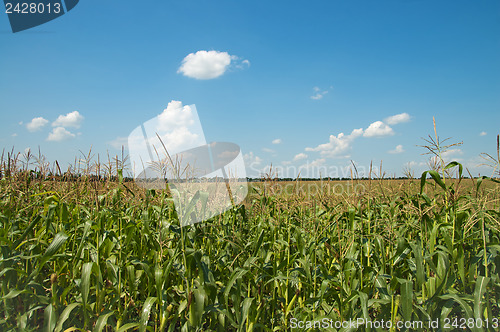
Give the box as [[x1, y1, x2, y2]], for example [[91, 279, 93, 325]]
[[385, 113, 411, 125], [388, 144, 405, 154], [158, 101, 196, 132], [306, 128, 363, 158], [26, 117, 49, 132], [299, 159, 326, 172], [12, 133, 17, 137], [127, 101, 207, 176], [109, 136, 128, 149], [272, 138, 282, 144], [243, 152, 262, 165], [363, 121, 394, 137], [308, 159, 325, 167], [151, 100, 205, 153], [177, 50, 248, 80], [47, 127, 76, 142], [407, 160, 428, 168], [310, 86, 330, 100], [52, 111, 84, 128], [480, 131, 487, 136], [442, 148, 463, 159], [243, 152, 263, 177], [262, 147, 275, 153], [293, 153, 308, 161]]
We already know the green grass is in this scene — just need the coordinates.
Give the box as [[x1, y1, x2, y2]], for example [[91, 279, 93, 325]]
[[1, 147, 500, 331]]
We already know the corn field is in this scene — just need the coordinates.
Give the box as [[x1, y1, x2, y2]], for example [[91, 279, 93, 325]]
[[1, 146, 500, 331]]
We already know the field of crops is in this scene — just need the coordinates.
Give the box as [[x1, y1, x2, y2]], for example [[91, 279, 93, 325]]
[[1, 149, 500, 331]]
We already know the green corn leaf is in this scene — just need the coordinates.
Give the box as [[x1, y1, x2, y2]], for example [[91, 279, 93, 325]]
[[54, 303, 80, 332], [116, 323, 140, 332], [1, 289, 30, 300], [81, 262, 93, 307], [238, 297, 254, 331], [473, 276, 489, 320], [444, 161, 463, 178], [400, 280, 413, 322], [139, 297, 157, 332], [95, 311, 114, 332], [409, 242, 425, 287], [43, 231, 69, 259], [224, 268, 248, 299], [428, 170, 446, 190], [43, 304, 57, 332]]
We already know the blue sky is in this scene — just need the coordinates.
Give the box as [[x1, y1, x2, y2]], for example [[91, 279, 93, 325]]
[[1, 0, 499, 178]]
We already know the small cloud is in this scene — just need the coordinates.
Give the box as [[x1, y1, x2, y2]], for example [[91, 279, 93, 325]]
[[282, 160, 292, 165], [363, 121, 394, 137], [310, 86, 329, 100], [18, 121, 23, 125], [479, 131, 487, 136], [262, 147, 275, 153], [243, 152, 263, 171], [385, 113, 411, 125], [299, 158, 326, 169], [47, 127, 76, 142], [388, 144, 405, 154], [293, 153, 308, 161], [52, 111, 84, 128], [26, 117, 49, 132], [442, 148, 463, 159], [109, 136, 128, 149], [306, 128, 363, 158], [272, 138, 282, 144], [234, 58, 251, 69], [177, 50, 248, 80], [12, 133, 17, 137]]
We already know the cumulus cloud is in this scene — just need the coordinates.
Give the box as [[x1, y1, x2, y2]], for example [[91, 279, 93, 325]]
[[385, 112, 411, 125], [480, 131, 487, 136], [109, 136, 129, 150], [243, 152, 263, 177], [26, 117, 49, 132], [306, 128, 363, 158], [293, 153, 308, 161], [302, 113, 411, 160], [363, 121, 394, 137], [310, 86, 329, 100], [52, 111, 84, 128], [47, 127, 76, 142], [272, 138, 282, 144], [177, 50, 248, 80], [300, 158, 326, 168], [388, 144, 405, 154], [151, 101, 205, 153], [262, 148, 275, 153], [157, 101, 196, 132], [442, 148, 463, 159]]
